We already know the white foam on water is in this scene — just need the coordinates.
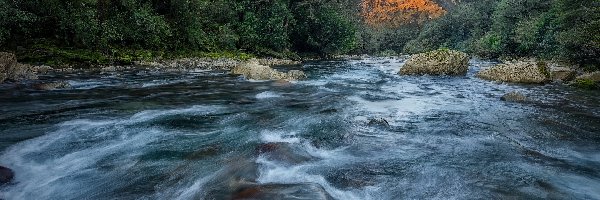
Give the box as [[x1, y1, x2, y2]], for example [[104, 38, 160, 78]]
[[255, 91, 282, 99], [256, 156, 382, 200], [0, 105, 222, 200], [260, 130, 300, 144], [171, 172, 217, 200], [68, 80, 113, 89]]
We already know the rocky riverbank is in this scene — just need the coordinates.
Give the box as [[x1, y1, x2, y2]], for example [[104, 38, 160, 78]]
[[0, 51, 303, 84]]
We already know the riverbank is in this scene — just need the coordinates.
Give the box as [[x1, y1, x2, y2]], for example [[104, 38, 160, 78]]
[[2, 49, 598, 91]]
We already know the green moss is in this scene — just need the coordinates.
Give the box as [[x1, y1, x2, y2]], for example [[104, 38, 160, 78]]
[[536, 61, 550, 78], [573, 79, 598, 90]]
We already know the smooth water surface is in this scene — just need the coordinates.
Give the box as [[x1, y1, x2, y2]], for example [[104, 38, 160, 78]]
[[1, 58, 599, 199]]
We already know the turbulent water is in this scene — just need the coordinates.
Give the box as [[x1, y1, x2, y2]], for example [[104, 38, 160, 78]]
[[1, 58, 599, 199]]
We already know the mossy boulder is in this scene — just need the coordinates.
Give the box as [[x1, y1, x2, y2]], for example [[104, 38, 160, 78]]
[[571, 72, 600, 89], [231, 59, 306, 81], [0, 52, 38, 83], [399, 49, 469, 76], [477, 60, 550, 84]]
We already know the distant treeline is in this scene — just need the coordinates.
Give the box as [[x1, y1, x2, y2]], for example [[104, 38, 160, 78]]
[[365, 0, 599, 68], [0, 0, 598, 68], [0, 0, 356, 59]]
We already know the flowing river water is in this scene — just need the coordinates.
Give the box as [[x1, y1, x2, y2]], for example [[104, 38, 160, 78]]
[[1, 58, 599, 199]]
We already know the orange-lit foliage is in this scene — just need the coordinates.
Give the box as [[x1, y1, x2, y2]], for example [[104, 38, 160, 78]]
[[361, 0, 446, 26]]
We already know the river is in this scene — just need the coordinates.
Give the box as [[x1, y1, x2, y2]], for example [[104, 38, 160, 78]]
[[1, 58, 599, 199]]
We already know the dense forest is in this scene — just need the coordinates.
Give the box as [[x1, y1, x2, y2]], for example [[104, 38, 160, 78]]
[[0, 0, 598, 68]]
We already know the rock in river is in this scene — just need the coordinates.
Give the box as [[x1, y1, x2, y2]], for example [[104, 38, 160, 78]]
[[231, 59, 306, 81], [232, 183, 333, 200], [399, 49, 469, 76], [0, 52, 37, 83], [501, 91, 528, 102], [477, 59, 550, 84], [33, 81, 72, 90], [0, 166, 14, 185]]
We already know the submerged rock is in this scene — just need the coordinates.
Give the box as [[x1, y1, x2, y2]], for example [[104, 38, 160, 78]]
[[232, 183, 333, 200], [256, 142, 314, 164], [0, 166, 14, 184], [501, 91, 527, 102], [0, 52, 37, 83], [399, 49, 469, 76], [367, 118, 390, 127], [231, 59, 306, 81], [477, 60, 549, 84], [33, 81, 72, 90]]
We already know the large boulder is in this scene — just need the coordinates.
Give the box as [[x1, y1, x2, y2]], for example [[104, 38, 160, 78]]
[[0, 166, 14, 185], [0, 52, 37, 83], [231, 59, 306, 81], [477, 60, 549, 84], [399, 49, 469, 76]]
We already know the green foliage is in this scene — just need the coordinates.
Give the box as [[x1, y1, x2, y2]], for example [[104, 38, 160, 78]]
[[573, 79, 598, 90], [291, 2, 356, 55], [0, 0, 358, 64], [400, 0, 599, 69]]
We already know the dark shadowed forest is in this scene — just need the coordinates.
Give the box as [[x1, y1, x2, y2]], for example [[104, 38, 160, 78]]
[[0, 0, 598, 68]]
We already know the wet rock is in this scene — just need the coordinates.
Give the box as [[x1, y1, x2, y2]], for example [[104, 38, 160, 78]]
[[286, 70, 308, 80], [0, 166, 14, 184], [0, 52, 38, 83], [399, 49, 469, 76], [272, 79, 292, 87], [32, 65, 54, 74], [367, 118, 390, 127], [256, 142, 313, 164], [319, 108, 338, 114], [232, 183, 333, 200], [33, 81, 72, 90], [231, 59, 306, 81], [477, 59, 550, 84], [501, 91, 527, 102], [571, 71, 600, 89]]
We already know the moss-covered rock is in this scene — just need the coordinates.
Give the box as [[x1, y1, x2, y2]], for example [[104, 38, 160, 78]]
[[477, 60, 549, 84], [231, 59, 306, 81], [571, 72, 600, 89], [399, 49, 469, 76]]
